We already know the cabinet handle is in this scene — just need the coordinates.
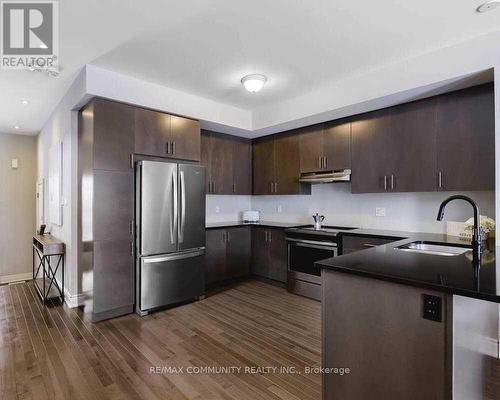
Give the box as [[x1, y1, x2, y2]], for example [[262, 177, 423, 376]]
[[213, 182, 216, 193], [171, 141, 176, 155], [226, 231, 230, 243], [233, 183, 236, 193], [129, 220, 134, 236], [383, 175, 388, 191], [324, 156, 328, 169], [438, 171, 443, 189], [222, 231, 226, 243], [130, 242, 134, 256], [274, 182, 278, 193], [270, 182, 273, 194], [269, 231, 272, 242], [166, 142, 170, 154], [264, 231, 268, 242], [390, 175, 395, 190], [318, 157, 322, 169]]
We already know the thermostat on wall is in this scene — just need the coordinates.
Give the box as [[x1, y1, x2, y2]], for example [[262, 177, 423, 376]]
[[11, 158, 18, 169]]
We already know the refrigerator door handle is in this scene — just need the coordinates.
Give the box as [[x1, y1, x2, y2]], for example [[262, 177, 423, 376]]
[[171, 169, 178, 245], [143, 249, 205, 264], [179, 170, 186, 243]]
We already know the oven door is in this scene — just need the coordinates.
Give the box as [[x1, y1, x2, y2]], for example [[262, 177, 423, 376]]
[[287, 238, 337, 284]]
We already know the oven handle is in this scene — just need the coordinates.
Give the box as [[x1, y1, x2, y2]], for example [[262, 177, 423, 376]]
[[286, 237, 338, 249]]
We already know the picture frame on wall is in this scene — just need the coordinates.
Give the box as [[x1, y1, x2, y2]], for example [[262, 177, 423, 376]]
[[49, 141, 63, 226]]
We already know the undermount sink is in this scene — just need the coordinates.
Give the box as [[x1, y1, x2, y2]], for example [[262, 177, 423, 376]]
[[395, 241, 471, 257]]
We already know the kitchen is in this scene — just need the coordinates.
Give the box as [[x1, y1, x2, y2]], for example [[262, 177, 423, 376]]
[[1, 2, 500, 400]]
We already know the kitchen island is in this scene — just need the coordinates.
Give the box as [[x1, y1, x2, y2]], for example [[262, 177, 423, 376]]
[[318, 231, 499, 400]]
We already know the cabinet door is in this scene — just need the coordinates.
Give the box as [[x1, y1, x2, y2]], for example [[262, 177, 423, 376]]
[[268, 229, 287, 283], [323, 121, 351, 171], [170, 115, 201, 161], [351, 108, 393, 193], [205, 229, 227, 285], [210, 134, 233, 194], [200, 131, 213, 193], [253, 138, 275, 195], [93, 239, 134, 315], [93, 99, 134, 172], [436, 84, 495, 191], [388, 99, 437, 192], [251, 227, 271, 278], [93, 170, 133, 242], [134, 108, 171, 157], [299, 125, 324, 173], [232, 138, 252, 195], [226, 227, 251, 279], [274, 133, 304, 194]]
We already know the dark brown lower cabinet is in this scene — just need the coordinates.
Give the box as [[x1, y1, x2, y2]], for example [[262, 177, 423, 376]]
[[322, 270, 450, 400], [205, 227, 251, 287], [251, 227, 287, 283]]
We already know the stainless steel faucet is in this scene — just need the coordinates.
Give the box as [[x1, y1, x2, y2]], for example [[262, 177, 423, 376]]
[[436, 195, 481, 262]]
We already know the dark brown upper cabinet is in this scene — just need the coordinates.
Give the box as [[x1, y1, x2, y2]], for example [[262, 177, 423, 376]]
[[351, 108, 394, 193], [201, 130, 252, 195], [135, 108, 200, 161], [253, 133, 311, 195], [298, 124, 324, 172], [323, 120, 351, 171], [253, 136, 276, 195], [299, 121, 351, 173], [352, 100, 437, 194], [170, 115, 201, 161], [351, 84, 494, 193], [92, 99, 135, 172], [435, 83, 495, 191]]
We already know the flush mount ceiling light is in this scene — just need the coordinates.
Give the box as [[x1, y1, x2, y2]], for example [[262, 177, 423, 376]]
[[477, 0, 500, 12], [14, 125, 20, 130], [21, 99, 29, 105], [241, 74, 267, 93]]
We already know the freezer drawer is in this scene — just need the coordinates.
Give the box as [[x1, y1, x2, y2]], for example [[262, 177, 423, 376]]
[[138, 249, 204, 313]]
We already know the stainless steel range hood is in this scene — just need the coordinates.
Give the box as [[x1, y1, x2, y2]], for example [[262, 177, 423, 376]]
[[299, 169, 351, 184]]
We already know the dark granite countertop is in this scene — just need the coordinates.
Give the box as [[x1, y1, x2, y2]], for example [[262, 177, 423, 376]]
[[318, 230, 499, 303], [206, 221, 303, 229]]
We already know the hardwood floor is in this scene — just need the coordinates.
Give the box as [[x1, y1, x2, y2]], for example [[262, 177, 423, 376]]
[[0, 280, 321, 400]]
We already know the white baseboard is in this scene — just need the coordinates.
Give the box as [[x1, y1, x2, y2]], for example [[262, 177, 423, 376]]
[[0, 272, 86, 308], [53, 276, 87, 308], [0, 272, 32, 285]]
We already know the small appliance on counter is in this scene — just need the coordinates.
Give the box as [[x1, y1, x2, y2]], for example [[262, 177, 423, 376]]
[[243, 210, 260, 223], [312, 213, 325, 230]]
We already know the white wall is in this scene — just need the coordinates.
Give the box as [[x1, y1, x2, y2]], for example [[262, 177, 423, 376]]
[[37, 69, 88, 305], [206, 195, 252, 223], [0, 133, 36, 283], [207, 186, 495, 234]]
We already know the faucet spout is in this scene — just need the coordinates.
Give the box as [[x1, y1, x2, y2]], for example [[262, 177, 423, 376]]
[[436, 195, 481, 261]]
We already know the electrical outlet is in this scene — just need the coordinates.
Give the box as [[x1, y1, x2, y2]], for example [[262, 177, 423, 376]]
[[277, 205, 283, 213], [215, 206, 220, 213], [375, 207, 386, 217]]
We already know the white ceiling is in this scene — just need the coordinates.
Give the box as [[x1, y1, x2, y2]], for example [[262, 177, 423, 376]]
[[1, 0, 500, 135]]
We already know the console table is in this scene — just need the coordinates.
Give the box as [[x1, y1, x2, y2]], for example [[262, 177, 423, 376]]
[[32, 235, 65, 304]]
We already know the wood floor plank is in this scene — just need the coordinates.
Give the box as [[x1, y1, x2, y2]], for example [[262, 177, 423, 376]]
[[1, 280, 322, 400]]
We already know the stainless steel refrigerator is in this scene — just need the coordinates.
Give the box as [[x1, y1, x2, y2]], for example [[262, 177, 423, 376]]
[[135, 160, 206, 315]]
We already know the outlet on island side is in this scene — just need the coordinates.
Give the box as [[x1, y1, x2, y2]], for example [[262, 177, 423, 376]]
[[277, 205, 283, 213], [375, 207, 386, 217], [215, 206, 220, 213]]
